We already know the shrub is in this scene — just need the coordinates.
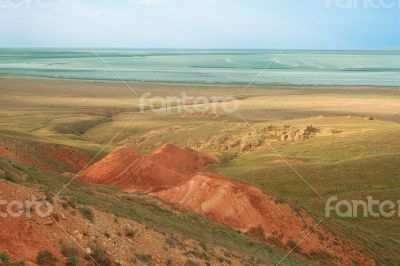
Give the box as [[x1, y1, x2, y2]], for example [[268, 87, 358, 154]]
[[287, 239, 297, 249], [44, 191, 54, 204], [61, 198, 76, 210], [134, 253, 152, 263], [164, 235, 176, 248], [79, 207, 95, 223], [166, 258, 173, 266], [61, 202, 68, 209], [36, 250, 57, 266], [2, 172, 18, 183], [266, 234, 281, 247], [66, 256, 78, 266], [0, 252, 10, 263], [125, 227, 136, 238], [247, 225, 265, 241], [90, 243, 112, 266], [60, 242, 79, 258], [13, 163, 25, 171]]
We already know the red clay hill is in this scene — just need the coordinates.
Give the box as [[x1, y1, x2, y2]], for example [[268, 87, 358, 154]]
[[79, 144, 218, 192], [155, 173, 373, 265], [79, 144, 374, 265]]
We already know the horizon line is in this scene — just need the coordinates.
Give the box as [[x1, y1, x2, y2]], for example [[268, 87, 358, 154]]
[[0, 47, 400, 51]]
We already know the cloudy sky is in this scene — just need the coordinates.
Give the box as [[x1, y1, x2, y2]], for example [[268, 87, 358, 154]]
[[0, 0, 399, 49]]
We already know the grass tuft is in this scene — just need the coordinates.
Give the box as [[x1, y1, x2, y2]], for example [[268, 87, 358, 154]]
[[36, 250, 57, 266], [79, 207, 95, 223]]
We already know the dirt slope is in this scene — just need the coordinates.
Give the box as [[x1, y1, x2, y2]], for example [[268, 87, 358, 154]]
[[0, 135, 89, 173], [0, 179, 240, 266], [0, 180, 62, 263], [155, 173, 374, 265], [151, 144, 220, 174], [79, 144, 374, 265], [80, 144, 218, 191]]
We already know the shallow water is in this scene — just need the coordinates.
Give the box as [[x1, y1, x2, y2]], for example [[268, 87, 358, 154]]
[[0, 48, 399, 86]]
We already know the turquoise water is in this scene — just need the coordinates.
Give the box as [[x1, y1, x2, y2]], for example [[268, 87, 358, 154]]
[[0, 48, 399, 86]]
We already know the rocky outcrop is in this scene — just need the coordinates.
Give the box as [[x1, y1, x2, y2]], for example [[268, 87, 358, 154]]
[[186, 124, 342, 153]]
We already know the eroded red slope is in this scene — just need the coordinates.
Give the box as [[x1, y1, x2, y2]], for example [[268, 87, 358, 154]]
[[79, 144, 218, 191], [155, 173, 374, 265], [0, 135, 89, 173], [151, 144, 220, 174], [79, 144, 374, 265], [0, 180, 62, 262]]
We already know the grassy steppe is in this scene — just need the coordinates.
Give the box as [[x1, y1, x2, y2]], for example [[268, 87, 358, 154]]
[[0, 76, 400, 264]]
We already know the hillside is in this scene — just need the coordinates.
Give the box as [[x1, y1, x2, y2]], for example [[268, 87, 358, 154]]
[[80, 144, 373, 265]]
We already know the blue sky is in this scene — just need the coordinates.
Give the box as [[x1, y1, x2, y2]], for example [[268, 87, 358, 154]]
[[0, 0, 399, 49]]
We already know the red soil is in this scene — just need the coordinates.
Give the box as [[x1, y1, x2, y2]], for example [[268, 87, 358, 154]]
[[151, 144, 220, 174], [0, 180, 61, 263], [79, 144, 374, 265], [0, 146, 19, 162], [0, 179, 236, 265], [0, 135, 89, 173], [155, 173, 374, 265], [80, 144, 218, 191]]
